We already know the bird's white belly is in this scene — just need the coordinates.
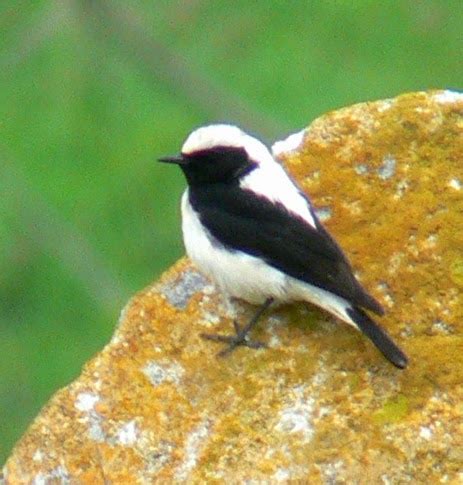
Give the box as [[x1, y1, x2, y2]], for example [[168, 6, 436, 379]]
[[181, 191, 288, 304]]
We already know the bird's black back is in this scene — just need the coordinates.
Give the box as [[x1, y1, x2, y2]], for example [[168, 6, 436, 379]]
[[188, 183, 384, 315]]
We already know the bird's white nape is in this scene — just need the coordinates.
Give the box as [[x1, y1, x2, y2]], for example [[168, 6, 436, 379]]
[[181, 124, 276, 167], [239, 163, 317, 229]]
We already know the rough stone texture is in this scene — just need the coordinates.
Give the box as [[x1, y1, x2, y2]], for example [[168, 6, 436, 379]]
[[3, 90, 463, 483]]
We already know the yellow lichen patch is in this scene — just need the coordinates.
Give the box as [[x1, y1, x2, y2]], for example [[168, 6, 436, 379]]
[[450, 256, 463, 286], [373, 394, 409, 425], [3, 91, 463, 483]]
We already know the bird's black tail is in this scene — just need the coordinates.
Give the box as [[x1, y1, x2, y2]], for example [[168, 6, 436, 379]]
[[346, 307, 408, 369]]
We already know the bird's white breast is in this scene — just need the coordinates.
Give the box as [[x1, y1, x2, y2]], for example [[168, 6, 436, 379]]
[[181, 190, 289, 304]]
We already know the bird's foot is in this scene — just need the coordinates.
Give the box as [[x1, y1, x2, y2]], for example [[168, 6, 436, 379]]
[[200, 319, 267, 357]]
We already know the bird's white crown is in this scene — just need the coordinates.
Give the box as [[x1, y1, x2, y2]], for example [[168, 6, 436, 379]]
[[181, 124, 276, 166]]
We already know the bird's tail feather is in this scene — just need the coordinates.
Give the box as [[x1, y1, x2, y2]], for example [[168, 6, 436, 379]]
[[346, 307, 408, 369]]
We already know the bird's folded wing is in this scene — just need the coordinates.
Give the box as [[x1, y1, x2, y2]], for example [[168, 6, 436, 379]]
[[189, 185, 383, 315]]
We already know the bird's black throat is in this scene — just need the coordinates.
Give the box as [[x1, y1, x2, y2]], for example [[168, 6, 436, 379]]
[[180, 145, 258, 186]]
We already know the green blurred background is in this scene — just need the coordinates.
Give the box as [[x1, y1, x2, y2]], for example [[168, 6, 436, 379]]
[[0, 0, 461, 461]]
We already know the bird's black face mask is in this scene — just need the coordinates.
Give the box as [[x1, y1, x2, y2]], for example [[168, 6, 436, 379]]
[[160, 146, 257, 185]]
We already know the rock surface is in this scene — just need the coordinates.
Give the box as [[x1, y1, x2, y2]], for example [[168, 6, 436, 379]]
[[3, 90, 463, 483]]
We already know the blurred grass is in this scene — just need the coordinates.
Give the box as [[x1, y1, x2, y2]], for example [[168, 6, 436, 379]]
[[0, 0, 461, 461]]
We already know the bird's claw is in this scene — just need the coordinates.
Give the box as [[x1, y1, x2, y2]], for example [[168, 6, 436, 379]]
[[200, 320, 267, 357]]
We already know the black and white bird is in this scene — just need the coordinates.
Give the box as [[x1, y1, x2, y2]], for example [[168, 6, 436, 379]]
[[159, 124, 408, 369]]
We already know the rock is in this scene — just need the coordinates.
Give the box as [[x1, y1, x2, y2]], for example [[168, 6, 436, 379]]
[[3, 90, 463, 483]]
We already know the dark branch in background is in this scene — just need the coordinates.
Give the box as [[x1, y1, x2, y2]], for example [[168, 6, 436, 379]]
[[79, 0, 289, 141], [0, 150, 129, 315]]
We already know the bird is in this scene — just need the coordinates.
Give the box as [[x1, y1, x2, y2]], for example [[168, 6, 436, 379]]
[[158, 124, 408, 369]]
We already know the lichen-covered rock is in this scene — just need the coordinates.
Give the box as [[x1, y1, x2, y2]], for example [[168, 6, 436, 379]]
[[3, 90, 463, 483]]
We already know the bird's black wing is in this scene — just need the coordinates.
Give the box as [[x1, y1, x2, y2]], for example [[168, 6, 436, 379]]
[[189, 184, 383, 315]]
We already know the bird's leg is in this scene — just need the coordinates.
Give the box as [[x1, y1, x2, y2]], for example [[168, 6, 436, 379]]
[[201, 297, 274, 357]]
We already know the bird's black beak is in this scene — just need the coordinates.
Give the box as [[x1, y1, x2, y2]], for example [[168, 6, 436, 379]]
[[158, 154, 187, 165]]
